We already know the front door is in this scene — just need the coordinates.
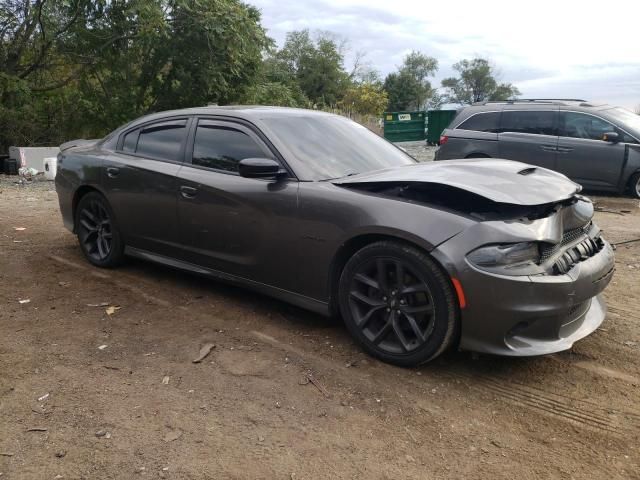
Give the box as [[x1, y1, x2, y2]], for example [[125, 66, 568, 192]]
[[176, 118, 300, 291], [556, 111, 627, 190], [102, 118, 189, 256], [498, 108, 559, 170]]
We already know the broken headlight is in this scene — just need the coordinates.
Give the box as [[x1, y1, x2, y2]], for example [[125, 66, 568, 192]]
[[467, 242, 541, 271]]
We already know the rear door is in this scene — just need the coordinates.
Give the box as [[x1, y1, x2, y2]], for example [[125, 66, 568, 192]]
[[103, 117, 189, 256], [498, 108, 559, 169], [175, 118, 300, 291], [556, 111, 626, 189]]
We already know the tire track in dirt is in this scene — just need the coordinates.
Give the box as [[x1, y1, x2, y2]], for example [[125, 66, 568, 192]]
[[445, 370, 640, 436]]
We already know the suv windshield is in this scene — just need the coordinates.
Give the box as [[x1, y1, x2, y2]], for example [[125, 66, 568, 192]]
[[262, 114, 416, 180], [605, 108, 640, 139]]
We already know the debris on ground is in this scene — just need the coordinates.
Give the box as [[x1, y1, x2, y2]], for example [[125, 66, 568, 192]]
[[0, 453, 14, 457], [305, 371, 330, 398], [95, 429, 110, 438], [13, 227, 26, 231], [26, 427, 48, 432], [87, 302, 109, 307], [37, 393, 50, 402], [18, 299, 31, 304], [55, 451, 66, 458], [98, 345, 108, 350], [192, 343, 216, 363], [162, 376, 170, 384], [163, 429, 183, 443], [105, 305, 121, 316]]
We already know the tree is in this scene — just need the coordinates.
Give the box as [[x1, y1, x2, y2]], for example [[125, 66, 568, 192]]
[[340, 83, 388, 117], [272, 29, 350, 107], [0, 0, 271, 151], [383, 51, 438, 111], [441, 58, 520, 105]]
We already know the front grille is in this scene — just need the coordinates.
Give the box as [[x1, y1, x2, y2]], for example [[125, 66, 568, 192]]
[[540, 223, 591, 262], [553, 234, 604, 274]]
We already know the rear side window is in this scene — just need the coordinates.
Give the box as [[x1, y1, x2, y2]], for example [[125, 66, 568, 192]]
[[559, 112, 615, 141], [500, 111, 556, 136], [122, 130, 139, 152], [192, 122, 268, 173], [456, 112, 500, 132], [135, 120, 187, 161]]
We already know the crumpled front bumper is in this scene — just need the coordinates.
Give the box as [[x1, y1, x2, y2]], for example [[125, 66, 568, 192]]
[[434, 238, 615, 356]]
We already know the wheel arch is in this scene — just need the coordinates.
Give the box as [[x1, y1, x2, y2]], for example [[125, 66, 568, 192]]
[[465, 152, 491, 159], [327, 232, 452, 317]]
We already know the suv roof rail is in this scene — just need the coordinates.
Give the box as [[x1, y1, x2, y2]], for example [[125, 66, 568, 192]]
[[474, 98, 588, 106]]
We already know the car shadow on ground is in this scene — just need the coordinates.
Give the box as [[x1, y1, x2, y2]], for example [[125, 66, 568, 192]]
[[118, 255, 554, 380]]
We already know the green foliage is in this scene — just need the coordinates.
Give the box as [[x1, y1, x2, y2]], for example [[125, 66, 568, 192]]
[[383, 51, 438, 111], [270, 29, 350, 107], [0, 0, 270, 151], [340, 83, 388, 117], [441, 58, 521, 105]]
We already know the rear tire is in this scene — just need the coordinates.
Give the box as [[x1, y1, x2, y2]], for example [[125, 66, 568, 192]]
[[630, 172, 640, 199], [75, 192, 125, 268], [338, 241, 459, 367]]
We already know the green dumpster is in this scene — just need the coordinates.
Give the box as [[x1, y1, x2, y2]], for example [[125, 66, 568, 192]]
[[383, 111, 426, 142], [426, 110, 457, 145]]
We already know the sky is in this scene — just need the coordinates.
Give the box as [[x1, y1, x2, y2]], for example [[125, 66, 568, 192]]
[[248, 0, 640, 109]]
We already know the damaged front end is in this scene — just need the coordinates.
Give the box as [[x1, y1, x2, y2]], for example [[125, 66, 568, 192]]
[[335, 160, 615, 356]]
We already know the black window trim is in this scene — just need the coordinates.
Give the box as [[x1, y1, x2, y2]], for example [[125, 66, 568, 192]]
[[115, 115, 193, 165], [559, 110, 640, 145], [184, 116, 297, 180]]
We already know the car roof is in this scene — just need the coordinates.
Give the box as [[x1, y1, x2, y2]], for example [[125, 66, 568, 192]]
[[127, 105, 335, 127]]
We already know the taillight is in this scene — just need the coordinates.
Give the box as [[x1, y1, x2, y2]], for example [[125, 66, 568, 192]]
[[439, 135, 449, 145]]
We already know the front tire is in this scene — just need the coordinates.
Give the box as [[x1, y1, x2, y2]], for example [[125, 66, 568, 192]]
[[338, 241, 459, 367], [75, 192, 125, 268]]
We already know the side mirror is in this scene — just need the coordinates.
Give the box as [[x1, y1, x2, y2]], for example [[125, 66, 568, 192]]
[[602, 131, 619, 143], [238, 158, 285, 179]]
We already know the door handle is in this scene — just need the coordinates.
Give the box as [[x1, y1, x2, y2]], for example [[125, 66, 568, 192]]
[[106, 167, 120, 178], [539, 145, 557, 152], [180, 185, 198, 199], [557, 147, 574, 153]]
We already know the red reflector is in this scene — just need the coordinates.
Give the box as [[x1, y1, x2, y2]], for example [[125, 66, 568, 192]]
[[451, 277, 466, 309], [439, 135, 449, 145]]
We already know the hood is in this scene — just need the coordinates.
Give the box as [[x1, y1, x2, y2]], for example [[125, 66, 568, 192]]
[[334, 159, 580, 206]]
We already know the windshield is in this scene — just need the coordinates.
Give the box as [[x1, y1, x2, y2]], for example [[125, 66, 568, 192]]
[[262, 114, 416, 180], [605, 107, 640, 138]]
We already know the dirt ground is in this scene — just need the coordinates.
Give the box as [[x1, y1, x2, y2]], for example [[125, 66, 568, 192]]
[[1, 175, 639, 480]]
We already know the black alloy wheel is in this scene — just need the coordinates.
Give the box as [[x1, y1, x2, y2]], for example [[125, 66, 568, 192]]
[[75, 192, 124, 267], [339, 241, 459, 366]]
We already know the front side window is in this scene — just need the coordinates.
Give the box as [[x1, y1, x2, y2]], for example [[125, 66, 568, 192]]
[[192, 122, 268, 173], [457, 112, 500, 132], [559, 112, 616, 141], [500, 110, 556, 136], [135, 120, 187, 161]]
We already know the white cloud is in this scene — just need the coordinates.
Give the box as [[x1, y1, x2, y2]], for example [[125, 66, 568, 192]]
[[250, 0, 640, 108]]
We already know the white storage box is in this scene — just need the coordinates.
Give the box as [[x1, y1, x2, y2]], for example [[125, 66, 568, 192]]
[[9, 146, 60, 170], [43, 157, 58, 180]]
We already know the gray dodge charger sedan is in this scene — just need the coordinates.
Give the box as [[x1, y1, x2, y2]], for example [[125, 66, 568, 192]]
[[55, 106, 615, 366]]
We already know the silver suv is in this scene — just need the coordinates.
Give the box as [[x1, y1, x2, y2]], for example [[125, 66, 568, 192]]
[[434, 99, 640, 198]]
